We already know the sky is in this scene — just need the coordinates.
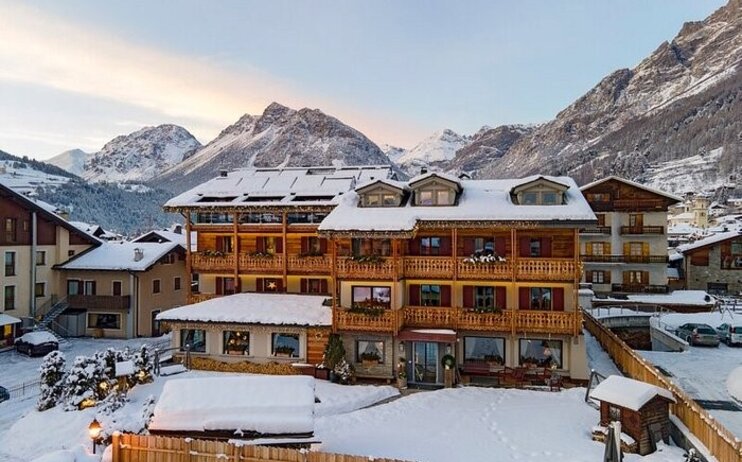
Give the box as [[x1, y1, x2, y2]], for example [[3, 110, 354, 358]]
[[0, 0, 727, 160]]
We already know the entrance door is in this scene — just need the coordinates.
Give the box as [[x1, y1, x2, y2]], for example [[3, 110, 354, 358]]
[[412, 342, 439, 384]]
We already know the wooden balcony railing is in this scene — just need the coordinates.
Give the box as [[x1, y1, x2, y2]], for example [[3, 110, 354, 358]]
[[581, 255, 668, 264], [457, 258, 513, 280], [514, 310, 579, 335], [68, 295, 130, 311], [402, 306, 457, 328], [402, 257, 455, 279], [611, 283, 669, 294], [187, 293, 218, 304], [238, 254, 283, 273], [286, 255, 331, 273], [579, 226, 612, 235], [191, 253, 236, 272], [516, 258, 576, 281], [336, 257, 397, 279], [333, 308, 401, 333], [457, 309, 512, 331], [619, 226, 664, 235]]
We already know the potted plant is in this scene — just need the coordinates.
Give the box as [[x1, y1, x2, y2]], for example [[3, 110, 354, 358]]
[[274, 345, 295, 357], [360, 351, 381, 366], [484, 354, 503, 366], [396, 357, 408, 389]]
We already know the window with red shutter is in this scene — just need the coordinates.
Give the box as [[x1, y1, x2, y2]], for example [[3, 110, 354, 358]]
[[463, 286, 474, 308], [408, 284, 420, 305], [552, 288, 564, 311], [441, 285, 451, 307], [495, 237, 506, 257], [519, 287, 530, 309], [495, 286, 506, 309], [541, 238, 552, 258]]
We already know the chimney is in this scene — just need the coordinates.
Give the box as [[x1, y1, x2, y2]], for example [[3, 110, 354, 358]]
[[420, 167, 428, 175], [219, 169, 228, 178], [133, 248, 144, 262]]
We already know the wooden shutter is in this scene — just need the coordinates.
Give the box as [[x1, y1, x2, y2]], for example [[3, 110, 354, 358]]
[[605, 271, 612, 283], [623, 243, 630, 256], [519, 287, 530, 309], [300, 237, 309, 254], [300, 278, 308, 293], [541, 238, 552, 258], [495, 286, 506, 309], [276, 278, 284, 292], [495, 237, 506, 257], [319, 238, 328, 254], [622, 272, 631, 284], [439, 237, 452, 256], [642, 242, 649, 256], [552, 288, 565, 311], [586, 242, 593, 255], [585, 271, 593, 283], [641, 271, 650, 284], [441, 285, 451, 307], [408, 239, 420, 255], [320, 279, 328, 294], [256, 238, 266, 253], [519, 237, 531, 257], [276, 237, 284, 253], [463, 286, 474, 308], [255, 278, 264, 293], [408, 284, 420, 306], [463, 238, 475, 256], [216, 277, 224, 295]]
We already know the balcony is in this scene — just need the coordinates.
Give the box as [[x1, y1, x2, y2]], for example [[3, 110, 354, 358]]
[[68, 295, 130, 311], [516, 258, 577, 281], [191, 252, 236, 272], [402, 306, 457, 328], [611, 283, 669, 294], [514, 310, 579, 335], [336, 257, 397, 279], [333, 308, 401, 333], [238, 254, 283, 273], [581, 255, 668, 264], [619, 226, 664, 235], [286, 255, 331, 274], [457, 258, 513, 280], [579, 226, 612, 235], [187, 293, 218, 304], [403, 257, 455, 279]]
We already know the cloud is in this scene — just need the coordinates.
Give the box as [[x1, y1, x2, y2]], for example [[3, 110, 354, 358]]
[[0, 3, 426, 149]]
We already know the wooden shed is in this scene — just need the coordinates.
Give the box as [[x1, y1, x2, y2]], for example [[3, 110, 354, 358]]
[[590, 375, 676, 455]]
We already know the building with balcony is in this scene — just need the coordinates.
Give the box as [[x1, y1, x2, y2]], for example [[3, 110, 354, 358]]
[[677, 230, 742, 295], [579, 177, 681, 295]]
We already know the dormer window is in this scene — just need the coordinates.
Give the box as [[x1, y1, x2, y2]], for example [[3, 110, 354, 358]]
[[542, 192, 557, 205], [363, 192, 399, 207], [511, 176, 569, 206], [523, 192, 538, 205], [417, 188, 454, 206]]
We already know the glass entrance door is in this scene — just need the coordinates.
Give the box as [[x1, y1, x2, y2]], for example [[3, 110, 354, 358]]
[[412, 342, 439, 384]]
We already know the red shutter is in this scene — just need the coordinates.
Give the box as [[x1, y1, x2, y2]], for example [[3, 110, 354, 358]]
[[542, 238, 552, 258], [216, 277, 224, 295], [441, 285, 451, 307], [320, 279, 328, 294], [585, 271, 593, 283], [495, 237, 506, 257], [552, 287, 564, 311], [439, 237, 452, 256], [495, 286, 506, 309], [519, 287, 530, 309], [255, 278, 264, 293], [519, 237, 531, 257], [463, 238, 475, 256], [408, 239, 420, 256], [300, 237, 308, 254], [300, 278, 308, 293], [319, 238, 328, 254], [408, 284, 420, 306], [276, 278, 284, 292], [256, 238, 265, 253], [276, 237, 283, 253], [463, 286, 474, 308]]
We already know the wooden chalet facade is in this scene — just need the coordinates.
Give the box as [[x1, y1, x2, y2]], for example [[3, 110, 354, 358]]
[[678, 230, 742, 295], [166, 167, 596, 384]]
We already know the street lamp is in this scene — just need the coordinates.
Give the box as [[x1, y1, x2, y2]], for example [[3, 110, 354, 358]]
[[88, 418, 102, 454]]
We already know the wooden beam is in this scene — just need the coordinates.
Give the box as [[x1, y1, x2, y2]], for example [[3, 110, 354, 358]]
[[282, 211, 288, 292], [233, 212, 240, 293], [184, 212, 193, 302]]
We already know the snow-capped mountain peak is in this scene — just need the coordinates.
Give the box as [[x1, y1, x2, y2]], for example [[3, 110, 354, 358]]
[[46, 149, 91, 176], [396, 129, 470, 172]]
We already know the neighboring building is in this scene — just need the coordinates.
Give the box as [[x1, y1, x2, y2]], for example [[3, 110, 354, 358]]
[[677, 230, 742, 295], [0, 181, 99, 345], [69, 221, 123, 241], [580, 177, 681, 295], [166, 167, 595, 384], [57, 241, 187, 338]]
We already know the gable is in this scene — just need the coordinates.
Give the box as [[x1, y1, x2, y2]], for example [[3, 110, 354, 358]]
[[410, 176, 460, 206], [581, 177, 681, 211], [357, 183, 405, 207], [511, 177, 569, 206]]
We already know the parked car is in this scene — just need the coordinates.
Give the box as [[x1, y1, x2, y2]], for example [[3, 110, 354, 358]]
[[0, 385, 8, 403], [675, 323, 720, 347], [716, 323, 742, 346], [15, 331, 59, 357]]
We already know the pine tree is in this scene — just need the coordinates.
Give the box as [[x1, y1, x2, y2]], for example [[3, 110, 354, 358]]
[[37, 351, 66, 411], [132, 344, 154, 385], [322, 334, 346, 370], [63, 355, 108, 410]]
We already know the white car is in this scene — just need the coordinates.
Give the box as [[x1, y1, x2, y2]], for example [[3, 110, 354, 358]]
[[716, 323, 742, 346]]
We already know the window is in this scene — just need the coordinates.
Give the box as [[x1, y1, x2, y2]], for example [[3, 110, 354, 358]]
[[351, 238, 391, 257], [35, 251, 46, 266], [4, 218, 17, 243], [259, 236, 280, 254], [587, 193, 610, 203], [523, 192, 538, 205], [596, 214, 606, 226], [417, 189, 453, 206], [591, 271, 606, 284], [366, 194, 381, 206], [609, 405, 621, 422], [272, 333, 300, 357], [589, 242, 608, 256], [382, 194, 397, 206], [420, 237, 441, 256], [356, 340, 384, 364], [223, 331, 250, 355], [174, 277, 182, 291], [628, 242, 644, 256], [519, 339, 562, 368], [194, 212, 233, 224], [352, 286, 391, 309], [629, 214, 643, 228], [160, 253, 176, 264], [474, 238, 494, 254], [180, 329, 206, 352], [152, 279, 161, 294], [626, 271, 645, 284], [4, 286, 15, 310], [305, 237, 322, 255], [419, 190, 434, 205], [529, 239, 541, 257], [4, 251, 15, 276], [542, 192, 557, 205], [475, 286, 495, 309], [529, 287, 552, 310], [112, 281, 122, 296], [240, 212, 281, 224], [67, 280, 81, 295], [83, 280, 96, 295], [303, 278, 326, 294], [436, 190, 450, 205], [151, 311, 161, 337], [34, 282, 45, 298], [420, 285, 442, 306], [464, 337, 505, 364], [88, 313, 121, 330], [216, 236, 233, 253]]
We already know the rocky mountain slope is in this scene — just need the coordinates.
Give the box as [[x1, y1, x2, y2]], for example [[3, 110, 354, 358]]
[[82, 124, 201, 183], [46, 149, 91, 176], [394, 129, 471, 175], [154, 102, 393, 192]]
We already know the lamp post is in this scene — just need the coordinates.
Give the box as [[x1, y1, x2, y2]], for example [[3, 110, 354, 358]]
[[88, 418, 102, 454]]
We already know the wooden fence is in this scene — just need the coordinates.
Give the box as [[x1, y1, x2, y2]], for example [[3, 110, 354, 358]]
[[584, 312, 741, 462], [112, 433, 412, 462]]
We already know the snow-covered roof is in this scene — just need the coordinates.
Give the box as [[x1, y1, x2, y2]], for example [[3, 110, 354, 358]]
[[156, 293, 331, 326], [17, 331, 58, 345], [596, 290, 715, 306], [355, 177, 409, 192], [149, 376, 315, 435], [591, 375, 675, 411], [677, 230, 742, 254], [408, 171, 462, 189], [58, 241, 182, 271], [164, 165, 396, 209], [0, 313, 22, 326], [670, 212, 695, 220], [668, 224, 703, 235], [319, 175, 596, 233], [580, 176, 683, 202]]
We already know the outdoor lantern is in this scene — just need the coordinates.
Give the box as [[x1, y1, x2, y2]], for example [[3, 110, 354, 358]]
[[88, 418, 102, 454]]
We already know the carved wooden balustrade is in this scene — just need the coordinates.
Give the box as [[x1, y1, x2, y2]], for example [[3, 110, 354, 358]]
[[402, 306, 457, 328], [457, 309, 512, 331], [514, 310, 581, 335], [402, 257, 455, 279], [333, 308, 401, 334], [187, 293, 218, 304], [238, 254, 284, 273], [191, 253, 236, 272], [457, 258, 513, 280], [286, 255, 332, 274], [516, 258, 576, 281], [336, 257, 397, 279]]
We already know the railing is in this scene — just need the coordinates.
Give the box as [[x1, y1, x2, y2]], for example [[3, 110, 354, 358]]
[[514, 310, 578, 335], [619, 226, 664, 235], [457, 258, 513, 280], [579, 226, 612, 234], [336, 257, 397, 279], [516, 258, 576, 281], [584, 312, 741, 462], [402, 306, 457, 328], [402, 257, 455, 279], [191, 252, 235, 272], [457, 309, 512, 331], [238, 254, 283, 273], [68, 295, 130, 310], [187, 293, 218, 304], [611, 283, 669, 294], [286, 255, 331, 273], [333, 308, 401, 333], [613, 199, 667, 210], [5, 380, 41, 401], [581, 255, 668, 264]]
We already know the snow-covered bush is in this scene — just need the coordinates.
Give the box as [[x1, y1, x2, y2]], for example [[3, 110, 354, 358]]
[[37, 351, 66, 411], [333, 359, 354, 385], [63, 355, 108, 410], [132, 344, 154, 384]]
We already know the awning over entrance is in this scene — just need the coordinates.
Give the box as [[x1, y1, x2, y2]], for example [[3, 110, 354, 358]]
[[397, 329, 456, 343], [0, 314, 22, 327]]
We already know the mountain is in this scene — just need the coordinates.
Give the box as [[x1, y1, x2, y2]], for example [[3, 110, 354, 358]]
[[395, 129, 471, 175], [446, 125, 537, 175], [82, 124, 201, 183], [154, 102, 394, 192], [47, 148, 91, 176], [380, 144, 406, 163], [0, 149, 75, 194], [473, 0, 742, 195]]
